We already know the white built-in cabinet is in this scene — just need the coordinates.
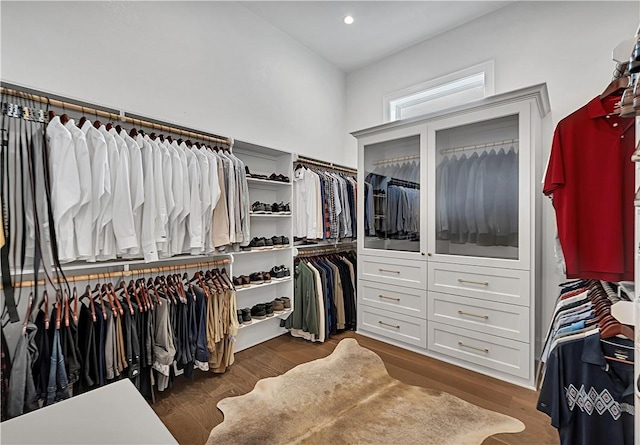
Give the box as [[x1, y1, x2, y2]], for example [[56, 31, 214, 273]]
[[354, 84, 550, 388]]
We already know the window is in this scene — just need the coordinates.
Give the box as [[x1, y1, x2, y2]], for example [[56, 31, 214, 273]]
[[384, 61, 495, 122]]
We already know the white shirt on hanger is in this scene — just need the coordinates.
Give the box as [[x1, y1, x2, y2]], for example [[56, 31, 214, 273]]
[[108, 127, 137, 255], [173, 141, 191, 254], [119, 129, 145, 258], [165, 140, 184, 257], [192, 147, 210, 254], [182, 142, 202, 250], [45, 116, 81, 262], [136, 134, 158, 262], [81, 120, 110, 262], [146, 136, 168, 250], [64, 119, 92, 260]]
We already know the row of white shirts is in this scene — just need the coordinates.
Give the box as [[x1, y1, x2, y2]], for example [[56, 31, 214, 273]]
[[46, 116, 250, 263]]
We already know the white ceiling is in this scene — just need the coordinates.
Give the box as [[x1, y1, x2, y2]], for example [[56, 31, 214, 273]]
[[240, 1, 514, 72]]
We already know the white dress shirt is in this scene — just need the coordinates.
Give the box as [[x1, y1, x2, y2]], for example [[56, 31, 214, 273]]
[[64, 119, 92, 260], [119, 129, 145, 258], [136, 134, 158, 262], [182, 142, 202, 250], [81, 120, 110, 262], [45, 116, 81, 262], [146, 136, 168, 250]]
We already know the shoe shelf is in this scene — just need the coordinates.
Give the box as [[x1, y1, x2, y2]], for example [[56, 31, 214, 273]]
[[232, 246, 292, 255], [249, 213, 292, 218], [235, 277, 292, 292], [247, 177, 292, 187], [238, 308, 293, 329]]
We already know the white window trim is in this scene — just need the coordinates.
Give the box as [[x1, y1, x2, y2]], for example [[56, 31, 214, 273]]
[[383, 60, 495, 123]]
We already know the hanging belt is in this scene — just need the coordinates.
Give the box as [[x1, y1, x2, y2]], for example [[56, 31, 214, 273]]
[[0, 91, 18, 322]]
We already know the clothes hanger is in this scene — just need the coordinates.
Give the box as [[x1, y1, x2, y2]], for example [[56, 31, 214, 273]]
[[92, 281, 108, 320], [38, 290, 50, 330], [125, 280, 142, 312], [54, 290, 62, 330], [21, 292, 34, 335], [600, 75, 630, 100], [107, 282, 124, 316], [80, 285, 97, 322], [72, 286, 79, 323], [147, 277, 162, 306], [63, 289, 70, 328]]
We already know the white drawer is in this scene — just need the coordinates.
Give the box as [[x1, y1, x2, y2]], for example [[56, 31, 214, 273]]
[[359, 306, 427, 348], [361, 281, 427, 318], [360, 255, 427, 289], [428, 292, 530, 342], [428, 322, 530, 380], [428, 262, 530, 306]]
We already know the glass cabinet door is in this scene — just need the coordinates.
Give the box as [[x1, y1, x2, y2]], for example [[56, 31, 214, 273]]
[[434, 114, 519, 260], [363, 135, 421, 253]]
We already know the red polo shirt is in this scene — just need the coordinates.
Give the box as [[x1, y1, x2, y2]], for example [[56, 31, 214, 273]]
[[543, 95, 635, 281]]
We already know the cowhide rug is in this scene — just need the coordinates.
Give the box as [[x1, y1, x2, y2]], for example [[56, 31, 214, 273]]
[[206, 338, 525, 445]]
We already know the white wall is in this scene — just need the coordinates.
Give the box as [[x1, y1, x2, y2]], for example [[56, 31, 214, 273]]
[[0, 1, 346, 163], [345, 1, 640, 337]]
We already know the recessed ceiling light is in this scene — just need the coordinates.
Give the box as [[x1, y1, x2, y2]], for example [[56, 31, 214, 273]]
[[343, 15, 354, 25]]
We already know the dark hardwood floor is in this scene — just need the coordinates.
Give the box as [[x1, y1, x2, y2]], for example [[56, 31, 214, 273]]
[[152, 331, 558, 445]]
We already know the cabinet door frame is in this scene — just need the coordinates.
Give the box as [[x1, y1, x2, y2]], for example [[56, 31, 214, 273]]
[[358, 124, 428, 261], [425, 101, 533, 270]]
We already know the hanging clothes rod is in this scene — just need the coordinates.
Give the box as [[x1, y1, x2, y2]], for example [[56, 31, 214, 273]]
[[372, 154, 420, 166], [0, 84, 231, 145], [295, 156, 357, 175], [6, 259, 231, 289], [440, 138, 519, 155]]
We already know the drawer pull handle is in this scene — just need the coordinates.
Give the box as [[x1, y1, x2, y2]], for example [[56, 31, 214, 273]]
[[458, 278, 489, 286], [379, 268, 401, 274], [458, 341, 489, 354], [379, 294, 401, 302], [378, 321, 400, 329], [457, 310, 489, 320]]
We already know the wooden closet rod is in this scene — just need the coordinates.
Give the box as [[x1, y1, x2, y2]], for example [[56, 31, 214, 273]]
[[6, 258, 231, 289], [0, 85, 231, 145], [296, 156, 357, 175]]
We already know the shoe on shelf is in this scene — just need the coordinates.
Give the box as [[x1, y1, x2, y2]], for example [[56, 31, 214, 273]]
[[233, 276, 244, 288], [282, 236, 290, 246], [280, 296, 291, 309], [242, 275, 251, 287], [265, 302, 274, 317], [251, 304, 267, 320], [264, 238, 274, 249], [272, 299, 285, 314], [270, 265, 285, 280], [271, 236, 284, 247], [251, 201, 265, 214], [241, 308, 252, 325], [283, 203, 291, 213], [263, 272, 272, 282], [248, 237, 266, 250], [245, 165, 252, 177], [277, 174, 290, 183], [250, 272, 264, 285], [237, 310, 243, 325], [281, 266, 291, 278]]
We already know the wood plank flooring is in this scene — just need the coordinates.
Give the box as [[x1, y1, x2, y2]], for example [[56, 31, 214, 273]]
[[152, 332, 558, 445]]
